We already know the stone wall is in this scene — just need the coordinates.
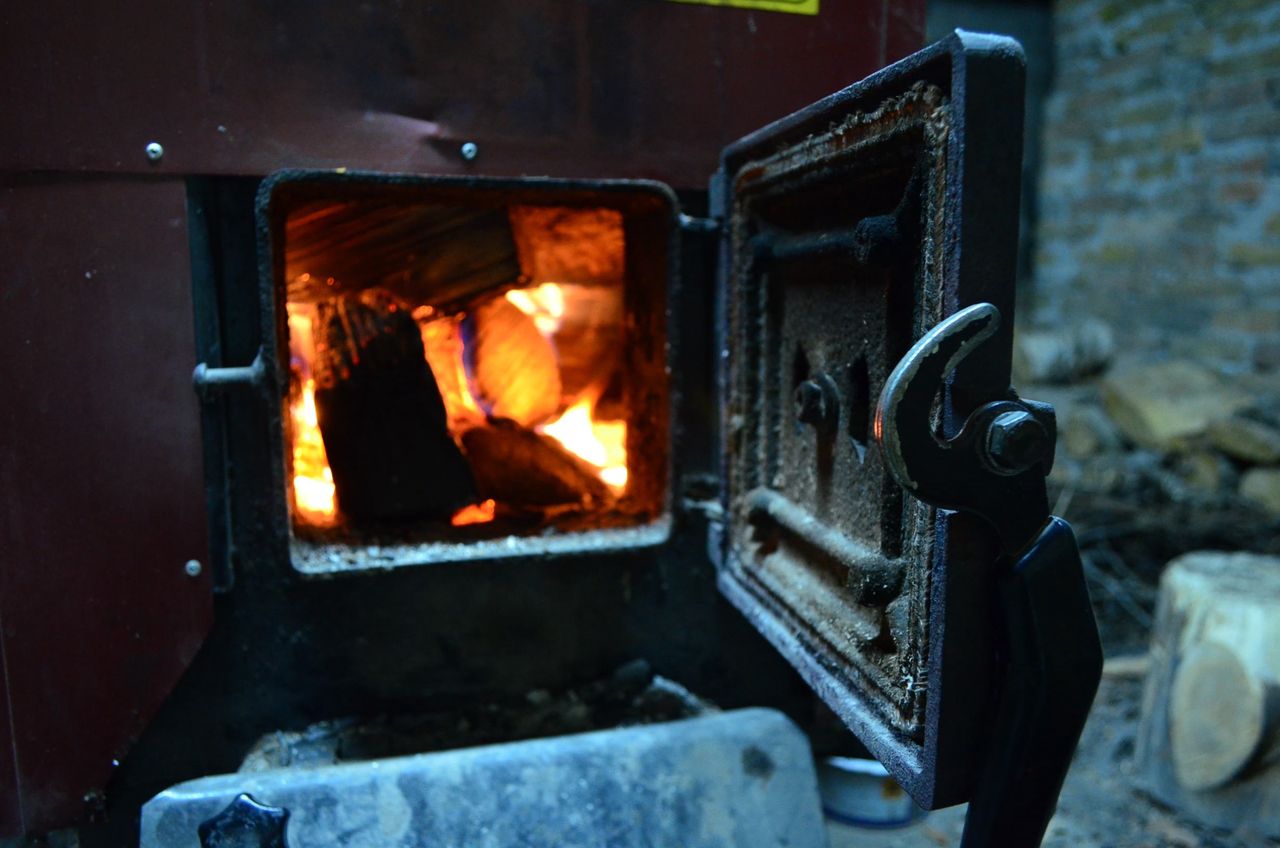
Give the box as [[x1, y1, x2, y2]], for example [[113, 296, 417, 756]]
[[1031, 0, 1280, 372]]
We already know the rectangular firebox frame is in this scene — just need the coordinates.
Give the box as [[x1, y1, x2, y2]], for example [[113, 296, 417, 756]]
[[254, 173, 679, 575]]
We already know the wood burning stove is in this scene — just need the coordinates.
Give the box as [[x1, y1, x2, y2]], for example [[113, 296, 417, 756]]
[[185, 30, 1030, 807], [5, 5, 1107, 840]]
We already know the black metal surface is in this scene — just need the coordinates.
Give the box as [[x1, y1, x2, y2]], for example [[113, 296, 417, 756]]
[[876, 304, 1102, 847], [198, 794, 290, 848], [713, 31, 1028, 809], [0, 178, 213, 836]]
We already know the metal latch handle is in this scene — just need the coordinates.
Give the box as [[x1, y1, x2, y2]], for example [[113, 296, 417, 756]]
[[961, 517, 1103, 847], [192, 349, 268, 400]]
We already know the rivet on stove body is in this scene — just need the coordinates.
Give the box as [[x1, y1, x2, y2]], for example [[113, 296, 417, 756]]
[[459, 141, 479, 162], [184, 559, 203, 578], [145, 141, 165, 163]]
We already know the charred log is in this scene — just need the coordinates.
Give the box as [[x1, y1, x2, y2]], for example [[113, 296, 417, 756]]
[[312, 289, 477, 520], [461, 419, 609, 507]]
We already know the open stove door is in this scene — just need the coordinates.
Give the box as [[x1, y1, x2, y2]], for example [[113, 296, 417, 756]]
[[712, 30, 1025, 810]]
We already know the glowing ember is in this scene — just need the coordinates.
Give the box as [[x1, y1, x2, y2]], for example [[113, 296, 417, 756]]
[[290, 377, 337, 524], [451, 498, 497, 526], [540, 398, 628, 494]]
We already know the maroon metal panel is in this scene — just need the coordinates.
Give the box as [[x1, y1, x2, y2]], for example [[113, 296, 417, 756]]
[[0, 1, 924, 188], [0, 178, 213, 835]]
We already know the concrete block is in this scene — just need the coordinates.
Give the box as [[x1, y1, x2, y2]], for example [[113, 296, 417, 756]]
[[141, 709, 827, 848]]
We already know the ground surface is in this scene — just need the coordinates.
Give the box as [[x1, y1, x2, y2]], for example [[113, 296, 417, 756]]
[[826, 669, 1278, 848]]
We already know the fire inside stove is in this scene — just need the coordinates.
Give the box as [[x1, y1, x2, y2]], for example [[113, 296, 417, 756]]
[[276, 191, 668, 551]]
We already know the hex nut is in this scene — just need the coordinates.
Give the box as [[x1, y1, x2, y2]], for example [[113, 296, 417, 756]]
[[985, 410, 1049, 474]]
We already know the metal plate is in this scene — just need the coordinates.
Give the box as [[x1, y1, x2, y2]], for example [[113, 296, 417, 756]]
[[0, 1, 921, 188], [713, 31, 1026, 808], [0, 178, 213, 836]]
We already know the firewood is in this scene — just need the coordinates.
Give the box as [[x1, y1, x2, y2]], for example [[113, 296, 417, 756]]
[[312, 289, 476, 520], [1137, 551, 1280, 833], [1169, 642, 1279, 792], [464, 297, 561, 427], [461, 419, 608, 507]]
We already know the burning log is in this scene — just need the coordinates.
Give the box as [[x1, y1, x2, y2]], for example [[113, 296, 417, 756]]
[[464, 297, 561, 427], [462, 419, 609, 507], [313, 289, 477, 521]]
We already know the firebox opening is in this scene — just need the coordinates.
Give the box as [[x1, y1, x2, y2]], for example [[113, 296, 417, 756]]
[[267, 176, 672, 570]]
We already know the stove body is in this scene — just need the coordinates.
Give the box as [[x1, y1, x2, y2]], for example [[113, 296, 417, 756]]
[[0, 5, 1062, 845]]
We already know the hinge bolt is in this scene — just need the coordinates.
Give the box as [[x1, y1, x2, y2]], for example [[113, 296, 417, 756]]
[[984, 410, 1049, 475]]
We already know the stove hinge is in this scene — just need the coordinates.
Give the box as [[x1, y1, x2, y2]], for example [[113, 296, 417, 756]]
[[678, 213, 720, 234]]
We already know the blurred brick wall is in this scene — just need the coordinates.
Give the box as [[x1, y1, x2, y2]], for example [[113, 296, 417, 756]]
[[1031, 0, 1280, 371]]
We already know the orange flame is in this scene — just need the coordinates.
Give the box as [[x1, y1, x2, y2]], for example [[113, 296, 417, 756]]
[[450, 498, 497, 526], [290, 377, 338, 524], [540, 398, 628, 494], [417, 310, 486, 432]]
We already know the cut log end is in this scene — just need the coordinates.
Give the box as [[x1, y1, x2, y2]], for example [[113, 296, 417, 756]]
[[1170, 642, 1268, 792]]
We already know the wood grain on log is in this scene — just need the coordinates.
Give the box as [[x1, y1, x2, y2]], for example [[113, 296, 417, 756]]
[[1170, 641, 1275, 791], [1137, 551, 1280, 837]]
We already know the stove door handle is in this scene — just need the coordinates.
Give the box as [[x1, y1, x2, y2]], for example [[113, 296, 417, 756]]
[[960, 516, 1103, 848], [193, 348, 268, 401]]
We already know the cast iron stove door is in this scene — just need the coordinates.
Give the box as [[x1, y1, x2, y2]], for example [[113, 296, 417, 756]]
[[713, 31, 1026, 809]]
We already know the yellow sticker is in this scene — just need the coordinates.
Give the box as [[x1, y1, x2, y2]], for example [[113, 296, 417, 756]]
[[666, 0, 818, 15]]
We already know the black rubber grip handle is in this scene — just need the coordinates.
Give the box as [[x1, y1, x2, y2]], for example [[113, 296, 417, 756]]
[[961, 516, 1104, 848]]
